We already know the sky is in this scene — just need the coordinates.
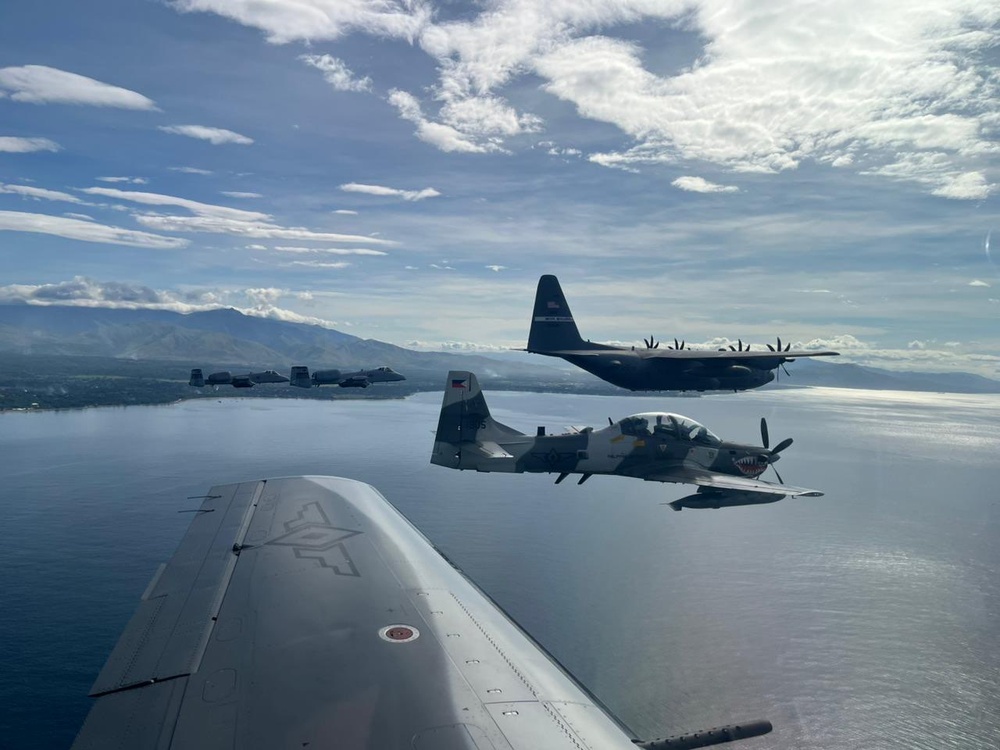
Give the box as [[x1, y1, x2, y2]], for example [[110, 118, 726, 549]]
[[1, 0, 998, 376]]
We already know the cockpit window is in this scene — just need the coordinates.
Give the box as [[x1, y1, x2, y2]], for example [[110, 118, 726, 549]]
[[623, 413, 721, 445]]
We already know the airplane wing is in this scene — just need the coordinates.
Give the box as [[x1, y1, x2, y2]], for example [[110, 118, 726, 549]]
[[639, 349, 839, 361], [73, 476, 662, 750], [547, 348, 838, 362], [638, 465, 823, 497]]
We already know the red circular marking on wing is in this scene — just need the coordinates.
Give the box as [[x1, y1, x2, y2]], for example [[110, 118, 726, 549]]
[[386, 626, 414, 640]]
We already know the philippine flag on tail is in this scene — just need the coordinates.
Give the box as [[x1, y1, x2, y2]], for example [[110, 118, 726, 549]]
[[451, 378, 467, 389]]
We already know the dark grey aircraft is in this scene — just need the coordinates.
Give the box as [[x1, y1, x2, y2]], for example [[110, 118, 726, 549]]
[[431, 371, 823, 510], [188, 369, 289, 388], [289, 364, 406, 388], [72, 475, 771, 749], [526, 275, 839, 392]]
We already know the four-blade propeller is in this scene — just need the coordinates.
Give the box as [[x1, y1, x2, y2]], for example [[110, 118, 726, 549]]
[[759, 417, 794, 483]]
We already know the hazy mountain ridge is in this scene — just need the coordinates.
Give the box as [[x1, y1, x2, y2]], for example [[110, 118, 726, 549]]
[[1, 304, 998, 396], [0, 304, 575, 384]]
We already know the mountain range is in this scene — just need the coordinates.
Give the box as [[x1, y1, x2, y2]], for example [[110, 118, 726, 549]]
[[1, 303, 998, 395]]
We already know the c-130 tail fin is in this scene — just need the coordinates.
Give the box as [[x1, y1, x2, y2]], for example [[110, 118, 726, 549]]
[[526, 275, 596, 353]]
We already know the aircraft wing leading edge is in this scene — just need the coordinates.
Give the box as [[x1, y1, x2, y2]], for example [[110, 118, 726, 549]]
[[72, 476, 648, 749], [641, 466, 823, 497]]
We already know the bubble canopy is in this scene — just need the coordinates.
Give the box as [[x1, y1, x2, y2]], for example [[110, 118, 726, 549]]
[[616, 412, 722, 445]]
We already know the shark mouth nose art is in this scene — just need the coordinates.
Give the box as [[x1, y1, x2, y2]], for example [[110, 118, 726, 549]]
[[735, 455, 769, 477]]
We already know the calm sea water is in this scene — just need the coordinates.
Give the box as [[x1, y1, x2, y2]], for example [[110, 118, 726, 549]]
[[1, 388, 998, 749]]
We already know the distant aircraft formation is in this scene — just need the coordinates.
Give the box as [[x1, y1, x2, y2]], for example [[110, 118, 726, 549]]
[[189, 365, 405, 389], [432, 371, 822, 510], [526, 274, 839, 392]]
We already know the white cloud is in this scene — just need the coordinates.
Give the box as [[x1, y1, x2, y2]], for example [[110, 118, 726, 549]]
[[170, 0, 1000, 196], [931, 171, 993, 201], [97, 176, 148, 184], [340, 181, 440, 201], [64, 213, 94, 221], [159, 125, 253, 145], [245, 244, 267, 250], [0, 65, 157, 109], [80, 187, 269, 221], [672, 176, 740, 194], [334, 209, 358, 215], [290, 260, 351, 268], [274, 245, 387, 255], [300, 54, 371, 92], [221, 191, 263, 198], [0, 136, 60, 153], [173, 0, 431, 44], [169, 166, 214, 175], [0, 277, 344, 327], [387, 89, 492, 153], [486, 264, 506, 272], [0, 210, 187, 249], [134, 213, 395, 244], [969, 279, 991, 287], [0, 183, 83, 204]]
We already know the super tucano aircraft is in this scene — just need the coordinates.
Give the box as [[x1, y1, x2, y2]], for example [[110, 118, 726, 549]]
[[526, 274, 839, 392], [72, 475, 772, 749], [431, 371, 823, 510], [188, 369, 289, 388], [289, 365, 406, 388]]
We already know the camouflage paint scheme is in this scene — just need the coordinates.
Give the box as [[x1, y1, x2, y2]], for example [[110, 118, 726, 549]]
[[526, 275, 839, 392], [431, 371, 823, 510]]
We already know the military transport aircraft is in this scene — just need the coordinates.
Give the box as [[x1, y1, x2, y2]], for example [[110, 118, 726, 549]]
[[526, 274, 839, 392], [72, 475, 772, 749], [289, 364, 406, 388], [431, 371, 823, 510], [188, 368, 289, 388]]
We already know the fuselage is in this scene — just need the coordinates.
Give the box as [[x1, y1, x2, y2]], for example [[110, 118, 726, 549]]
[[450, 411, 771, 482], [559, 351, 776, 392]]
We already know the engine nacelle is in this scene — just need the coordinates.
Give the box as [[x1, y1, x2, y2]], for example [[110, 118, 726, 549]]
[[311, 369, 343, 385], [206, 371, 233, 386]]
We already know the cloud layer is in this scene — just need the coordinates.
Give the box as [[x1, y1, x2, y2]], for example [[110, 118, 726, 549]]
[[0, 65, 157, 109], [158, 124, 254, 145]]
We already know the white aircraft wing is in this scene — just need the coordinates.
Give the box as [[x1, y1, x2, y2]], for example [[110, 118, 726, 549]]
[[73, 476, 659, 750]]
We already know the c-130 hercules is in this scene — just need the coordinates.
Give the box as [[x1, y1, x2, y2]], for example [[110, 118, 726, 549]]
[[526, 275, 839, 392], [431, 371, 823, 510]]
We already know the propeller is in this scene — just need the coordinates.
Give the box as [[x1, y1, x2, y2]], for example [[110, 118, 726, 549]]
[[644, 335, 660, 349], [766, 336, 792, 353], [759, 417, 794, 483], [727, 338, 750, 352], [667, 338, 686, 350]]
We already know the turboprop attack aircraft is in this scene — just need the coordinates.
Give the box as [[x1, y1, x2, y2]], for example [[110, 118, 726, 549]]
[[431, 371, 823, 510], [526, 275, 839, 392], [188, 369, 289, 388]]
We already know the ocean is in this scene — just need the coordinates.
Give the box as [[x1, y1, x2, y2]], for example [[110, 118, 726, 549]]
[[1, 387, 998, 749]]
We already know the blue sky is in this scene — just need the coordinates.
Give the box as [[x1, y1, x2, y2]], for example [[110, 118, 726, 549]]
[[1, 0, 998, 375]]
